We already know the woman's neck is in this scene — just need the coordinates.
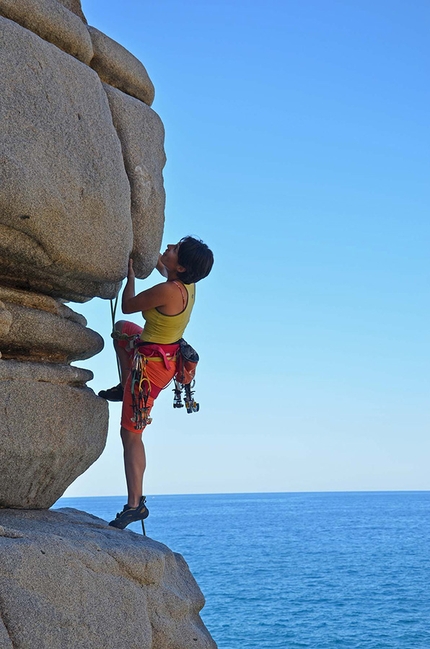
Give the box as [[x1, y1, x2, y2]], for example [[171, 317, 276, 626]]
[[167, 270, 180, 282]]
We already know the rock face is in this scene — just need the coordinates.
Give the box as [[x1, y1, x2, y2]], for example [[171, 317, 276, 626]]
[[89, 26, 155, 106], [0, 286, 103, 363], [0, 5, 165, 302], [0, 15, 132, 301], [0, 0, 94, 64], [0, 508, 217, 649], [0, 0, 167, 507], [0, 361, 108, 508], [105, 85, 166, 278]]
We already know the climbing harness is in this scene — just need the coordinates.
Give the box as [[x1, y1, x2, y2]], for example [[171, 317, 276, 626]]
[[109, 298, 201, 423], [124, 338, 179, 429], [127, 337, 201, 425]]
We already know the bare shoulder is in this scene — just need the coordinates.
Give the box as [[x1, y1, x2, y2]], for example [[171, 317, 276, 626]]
[[153, 280, 178, 296], [123, 280, 172, 314]]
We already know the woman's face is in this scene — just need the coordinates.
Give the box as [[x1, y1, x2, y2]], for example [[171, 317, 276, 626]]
[[161, 242, 181, 271]]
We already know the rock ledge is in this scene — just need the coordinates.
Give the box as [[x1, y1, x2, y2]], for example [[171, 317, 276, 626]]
[[0, 507, 217, 649]]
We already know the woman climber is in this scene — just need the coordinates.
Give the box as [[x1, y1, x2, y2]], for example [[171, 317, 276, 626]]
[[98, 236, 214, 530]]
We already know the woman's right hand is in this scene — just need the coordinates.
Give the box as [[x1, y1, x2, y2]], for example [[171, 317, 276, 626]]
[[128, 258, 135, 280], [156, 254, 168, 277]]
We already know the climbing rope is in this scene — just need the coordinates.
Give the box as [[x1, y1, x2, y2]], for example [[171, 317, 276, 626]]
[[109, 295, 122, 383]]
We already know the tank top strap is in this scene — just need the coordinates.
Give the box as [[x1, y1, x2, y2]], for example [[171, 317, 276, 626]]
[[172, 280, 188, 310]]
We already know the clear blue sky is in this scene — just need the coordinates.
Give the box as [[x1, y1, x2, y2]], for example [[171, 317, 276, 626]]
[[66, 0, 430, 497]]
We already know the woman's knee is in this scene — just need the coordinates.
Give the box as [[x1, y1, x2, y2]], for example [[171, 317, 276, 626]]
[[121, 426, 143, 447], [114, 320, 128, 333], [113, 321, 130, 350]]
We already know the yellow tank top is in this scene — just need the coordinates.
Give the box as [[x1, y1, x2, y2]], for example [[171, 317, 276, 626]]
[[140, 282, 195, 344]]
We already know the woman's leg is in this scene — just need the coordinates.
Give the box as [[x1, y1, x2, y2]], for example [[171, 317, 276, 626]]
[[120, 426, 146, 508]]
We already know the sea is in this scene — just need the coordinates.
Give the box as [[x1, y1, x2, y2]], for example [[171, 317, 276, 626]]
[[53, 491, 430, 649]]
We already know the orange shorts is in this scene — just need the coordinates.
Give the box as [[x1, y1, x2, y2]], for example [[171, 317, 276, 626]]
[[117, 322, 179, 433]]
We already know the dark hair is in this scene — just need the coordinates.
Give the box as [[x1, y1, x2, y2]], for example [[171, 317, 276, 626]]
[[177, 236, 214, 283]]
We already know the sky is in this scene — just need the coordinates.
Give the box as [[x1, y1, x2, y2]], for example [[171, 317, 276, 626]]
[[66, 0, 430, 497]]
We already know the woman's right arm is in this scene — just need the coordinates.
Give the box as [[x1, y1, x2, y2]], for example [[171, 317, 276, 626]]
[[122, 259, 176, 314]]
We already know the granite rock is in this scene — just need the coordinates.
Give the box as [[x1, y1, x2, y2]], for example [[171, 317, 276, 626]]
[[0, 301, 12, 337], [0, 286, 83, 317], [0, 0, 93, 64], [0, 287, 103, 363], [0, 508, 217, 649], [105, 84, 166, 279], [0, 360, 108, 508], [0, 618, 12, 649], [56, 0, 87, 23], [89, 25, 155, 106], [0, 16, 132, 301]]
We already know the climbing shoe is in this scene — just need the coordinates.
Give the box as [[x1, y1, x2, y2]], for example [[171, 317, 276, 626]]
[[98, 383, 124, 401], [108, 496, 149, 530]]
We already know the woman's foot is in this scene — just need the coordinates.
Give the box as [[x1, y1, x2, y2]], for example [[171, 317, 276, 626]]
[[108, 496, 149, 529], [98, 383, 124, 401]]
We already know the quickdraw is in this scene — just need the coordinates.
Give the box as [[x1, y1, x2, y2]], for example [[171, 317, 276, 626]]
[[173, 380, 199, 414], [172, 339, 200, 414], [130, 348, 153, 429]]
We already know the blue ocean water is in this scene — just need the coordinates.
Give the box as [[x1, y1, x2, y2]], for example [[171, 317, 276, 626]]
[[54, 492, 430, 649]]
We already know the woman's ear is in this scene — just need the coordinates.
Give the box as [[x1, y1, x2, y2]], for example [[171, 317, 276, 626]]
[[177, 264, 186, 274]]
